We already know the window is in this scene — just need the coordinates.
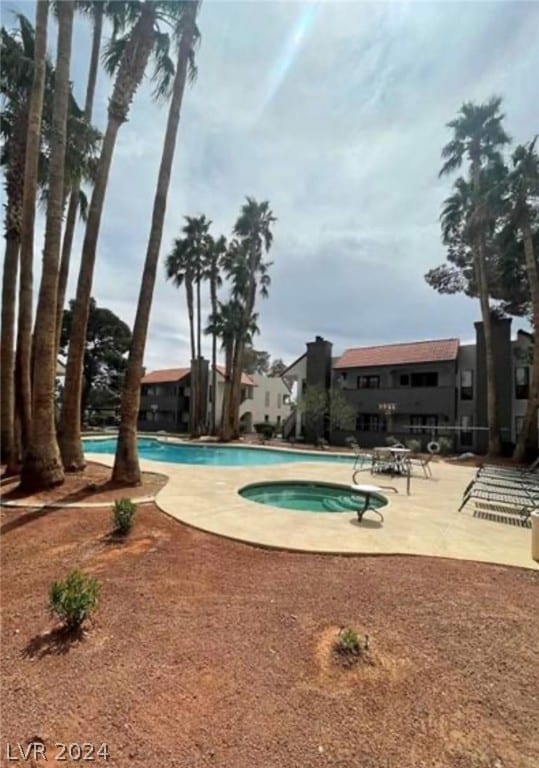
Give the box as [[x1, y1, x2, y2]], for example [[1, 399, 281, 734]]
[[460, 415, 473, 447], [283, 394, 290, 405], [515, 367, 529, 399], [265, 391, 270, 407], [276, 415, 281, 425], [356, 414, 385, 432], [410, 372, 438, 387], [357, 375, 379, 389], [277, 393, 282, 408], [399, 374, 410, 387], [460, 370, 473, 400], [264, 414, 269, 422], [410, 415, 438, 434]]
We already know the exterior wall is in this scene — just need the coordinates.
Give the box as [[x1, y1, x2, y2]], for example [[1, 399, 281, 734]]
[[304, 337, 333, 441], [212, 376, 256, 430], [249, 374, 292, 428], [139, 378, 190, 432], [511, 332, 534, 443], [333, 359, 458, 448], [456, 344, 477, 451]]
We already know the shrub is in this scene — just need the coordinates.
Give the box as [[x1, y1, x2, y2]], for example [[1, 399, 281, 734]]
[[438, 436, 453, 455], [335, 626, 370, 658], [385, 435, 400, 447], [49, 570, 101, 631], [405, 438, 422, 454], [112, 498, 137, 535]]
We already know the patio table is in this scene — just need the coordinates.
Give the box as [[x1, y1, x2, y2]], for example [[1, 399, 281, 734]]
[[372, 446, 411, 476]]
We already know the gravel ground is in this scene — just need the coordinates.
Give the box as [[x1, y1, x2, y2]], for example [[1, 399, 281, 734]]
[[1, 462, 167, 505], [1, 502, 538, 768]]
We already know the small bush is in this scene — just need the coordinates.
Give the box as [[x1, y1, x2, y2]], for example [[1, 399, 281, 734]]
[[49, 570, 100, 631], [385, 435, 400, 447], [112, 498, 136, 535], [405, 438, 422, 454], [438, 436, 453, 455], [335, 626, 370, 657]]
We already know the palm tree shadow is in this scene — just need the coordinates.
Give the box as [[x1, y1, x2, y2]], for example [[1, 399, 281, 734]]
[[23, 625, 85, 659]]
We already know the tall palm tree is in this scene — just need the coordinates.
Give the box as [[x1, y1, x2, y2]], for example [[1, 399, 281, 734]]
[[206, 299, 259, 434], [509, 139, 539, 460], [20, 0, 74, 490], [55, 1, 107, 357], [14, 1, 49, 455], [165, 213, 211, 436], [112, 1, 200, 484], [221, 198, 275, 440], [0, 15, 37, 469], [59, 0, 185, 471], [204, 234, 226, 433], [440, 98, 510, 456]]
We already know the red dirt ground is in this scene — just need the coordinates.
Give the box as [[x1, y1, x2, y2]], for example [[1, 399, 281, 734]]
[[0, 462, 167, 505], [1, 502, 538, 768]]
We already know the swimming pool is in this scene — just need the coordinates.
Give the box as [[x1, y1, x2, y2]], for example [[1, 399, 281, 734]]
[[239, 481, 387, 513], [83, 437, 357, 467]]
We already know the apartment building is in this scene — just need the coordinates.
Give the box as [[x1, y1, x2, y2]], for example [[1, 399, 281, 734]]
[[138, 362, 291, 434], [283, 317, 534, 454]]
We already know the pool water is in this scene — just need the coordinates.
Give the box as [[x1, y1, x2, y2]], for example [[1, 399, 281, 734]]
[[83, 438, 357, 467], [239, 481, 387, 513]]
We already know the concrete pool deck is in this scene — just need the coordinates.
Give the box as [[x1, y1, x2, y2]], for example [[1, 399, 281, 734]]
[[86, 450, 538, 570]]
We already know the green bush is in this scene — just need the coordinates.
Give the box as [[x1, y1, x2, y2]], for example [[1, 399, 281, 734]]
[[254, 422, 275, 440], [335, 627, 370, 658], [438, 436, 453, 455], [49, 570, 101, 631], [404, 438, 422, 454], [112, 498, 137, 535], [385, 435, 400, 447]]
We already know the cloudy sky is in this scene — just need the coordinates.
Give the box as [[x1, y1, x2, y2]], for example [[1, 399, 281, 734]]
[[3, 0, 539, 370]]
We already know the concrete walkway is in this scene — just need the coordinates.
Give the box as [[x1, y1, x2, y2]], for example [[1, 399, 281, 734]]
[[87, 451, 537, 570]]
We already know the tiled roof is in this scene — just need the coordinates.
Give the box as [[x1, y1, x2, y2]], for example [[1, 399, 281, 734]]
[[141, 367, 190, 384], [214, 365, 256, 387], [334, 339, 459, 369]]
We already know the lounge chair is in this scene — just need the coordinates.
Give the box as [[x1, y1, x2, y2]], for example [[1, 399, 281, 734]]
[[458, 477, 537, 525], [477, 457, 539, 478]]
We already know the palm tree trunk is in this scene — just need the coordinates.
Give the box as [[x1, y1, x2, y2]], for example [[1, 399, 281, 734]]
[[219, 339, 233, 440], [59, 4, 156, 471], [112, 1, 200, 485], [514, 220, 539, 461], [186, 279, 197, 436], [55, 2, 104, 356], [15, 0, 49, 452], [210, 281, 217, 434], [21, 0, 74, 491], [475, 242, 501, 456], [471, 159, 500, 457], [196, 271, 202, 433], [1, 238, 20, 469]]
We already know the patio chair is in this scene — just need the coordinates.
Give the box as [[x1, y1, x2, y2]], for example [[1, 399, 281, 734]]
[[345, 437, 372, 473], [407, 453, 433, 479]]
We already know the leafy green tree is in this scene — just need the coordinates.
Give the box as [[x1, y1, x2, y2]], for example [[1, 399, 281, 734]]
[[299, 384, 327, 443], [242, 346, 270, 375], [269, 358, 286, 377], [60, 298, 132, 419]]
